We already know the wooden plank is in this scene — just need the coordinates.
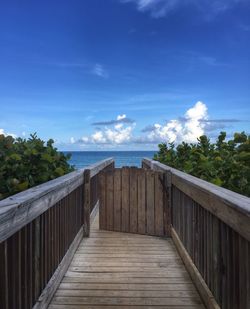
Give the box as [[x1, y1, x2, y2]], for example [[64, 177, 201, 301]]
[[51, 296, 203, 306], [98, 172, 106, 230], [33, 227, 83, 309], [106, 171, 114, 231], [65, 270, 190, 279], [55, 289, 199, 298], [129, 167, 138, 233], [113, 169, 121, 231], [0, 241, 8, 308], [142, 158, 250, 241], [121, 168, 130, 232], [137, 169, 146, 234], [155, 172, 164, 236], [0, 158, 114, 243], [49, 305, 205, 309], [83, 169, 91, 236], [0, 172, 84, 243], [63, 276, 193, 284], [88, 158, 114, 178], [60, 282, 196, 290], [171, 227, 220, 309], [146, 170, 155, 235]]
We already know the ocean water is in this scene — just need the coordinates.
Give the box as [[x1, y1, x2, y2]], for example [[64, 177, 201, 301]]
[[65, 151, 156, 169]]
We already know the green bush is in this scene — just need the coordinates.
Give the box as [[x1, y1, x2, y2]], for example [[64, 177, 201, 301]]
[[154, 132, 250, 197], [0, 133, 74, 200]]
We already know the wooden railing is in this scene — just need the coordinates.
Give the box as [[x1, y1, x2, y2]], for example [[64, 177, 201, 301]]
[[0, 158, 114, 309], [142, 158, 250, 309]]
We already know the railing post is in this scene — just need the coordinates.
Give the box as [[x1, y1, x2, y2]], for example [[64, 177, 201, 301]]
[[83, 169, 91, 237]]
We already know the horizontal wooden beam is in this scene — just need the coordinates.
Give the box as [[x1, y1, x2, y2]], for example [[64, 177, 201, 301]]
[[0, 158, 114, 243], [143, 158, 250, 241], [87, 157, 114, 178], [171, 227, 220, 309], [0, 170, 84, 243]]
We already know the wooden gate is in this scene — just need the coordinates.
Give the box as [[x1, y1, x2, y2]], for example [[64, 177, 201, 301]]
[[98, 167, 170, 236]]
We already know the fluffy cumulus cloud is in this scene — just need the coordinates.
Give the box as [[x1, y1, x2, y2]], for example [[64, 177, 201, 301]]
[[71, 102, 242, 147], [76, 114, 135, 145], [121, 0, 246, 18], [140, 101, 208, 144]]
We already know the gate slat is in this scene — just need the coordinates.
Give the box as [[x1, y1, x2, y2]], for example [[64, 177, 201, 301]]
[[99, 172, 106, 230], [99, 167, 169, 237], [146, 170, 155, 236], [155, 173, 164, 236], [106, 171, 114, 231], [114, 169, 122, 231], [138, 170, 146, 234], [121, 168, 130, 233], [130, 168, 138, 233]]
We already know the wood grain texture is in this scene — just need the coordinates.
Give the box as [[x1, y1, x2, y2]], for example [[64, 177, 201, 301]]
[[171, 227, 220, 309], [49, 210, 205, 309], [99, 167, 168, 237], [142, 158, 250, 241], [0, 159, 114, 243]]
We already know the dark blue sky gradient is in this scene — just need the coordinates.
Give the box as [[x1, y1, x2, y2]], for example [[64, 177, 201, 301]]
[[0, 0, 249, 149]]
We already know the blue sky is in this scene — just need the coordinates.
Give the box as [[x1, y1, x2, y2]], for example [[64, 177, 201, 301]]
[[0, 0, 249, 150]]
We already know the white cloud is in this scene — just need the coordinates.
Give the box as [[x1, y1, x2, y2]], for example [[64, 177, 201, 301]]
[[122, 0, 246, 18], [140, 101, 208, 144], [92, 64, 109, 78], [73, 114, 135, 146], [71, 102, 240, 147], [0, 128, 17, 138], [90, 122, 134, 144], [117, 114, 126, 120]]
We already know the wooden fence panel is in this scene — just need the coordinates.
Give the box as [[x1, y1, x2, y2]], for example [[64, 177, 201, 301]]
[[0, 185, 84, 309], [99, 167, 168, 236], [172, 185, 250, 309]]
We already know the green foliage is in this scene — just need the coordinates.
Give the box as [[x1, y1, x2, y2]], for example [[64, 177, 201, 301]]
[[0, 133, 74, 200], [154, 132, 250, 197]]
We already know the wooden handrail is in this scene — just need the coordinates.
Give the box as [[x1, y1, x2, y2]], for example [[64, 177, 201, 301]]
[[0, 157, 114, 309], [142, 158, 250, 241], [143, 157, 250, 308], [0, 170, 84, 243]]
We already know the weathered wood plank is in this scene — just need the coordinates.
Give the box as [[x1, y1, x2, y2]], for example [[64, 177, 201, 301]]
[[137, 169, 146, 234], [142, 158, 250, 241], [98, 172, 106, 230], [51, 296, 203, 306], [121, 168, 130, 232], [0, 158, 114, 243], [55, 289, 199, 298], [146, 170, 155, 235], [33, 227, 83, 309], [88, 158, 114, 178], [155, 172, 164, 236], [106, 171, 114, 231], [113, 169, 121, 231], [129, 168, 138, 233], [49, 305, 205, 309], [83, 169, 91, 236], [171, 227, 220, 309]]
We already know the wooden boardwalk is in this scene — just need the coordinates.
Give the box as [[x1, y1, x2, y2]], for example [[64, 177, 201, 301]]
[[49, 211, 205, 309]]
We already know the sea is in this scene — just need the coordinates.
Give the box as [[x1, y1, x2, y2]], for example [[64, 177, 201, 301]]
[[64, 151, 157, 169]]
